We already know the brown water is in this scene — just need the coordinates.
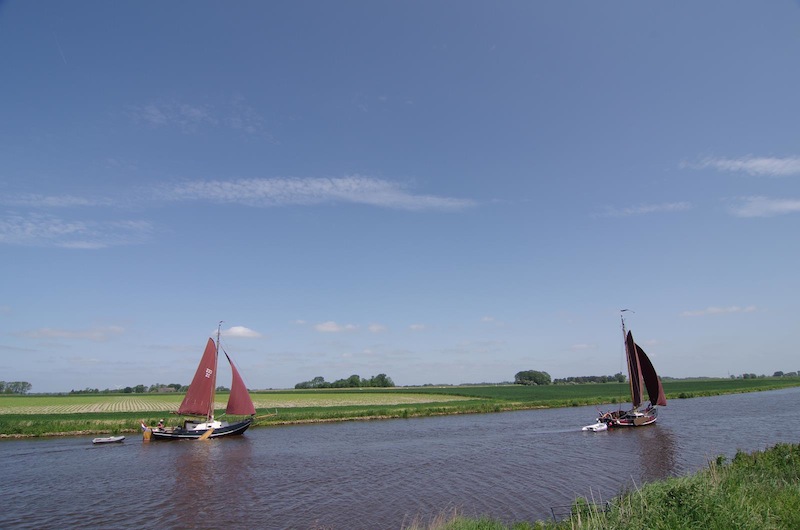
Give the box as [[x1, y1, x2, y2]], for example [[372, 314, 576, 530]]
[[3, 387, 800, 529]]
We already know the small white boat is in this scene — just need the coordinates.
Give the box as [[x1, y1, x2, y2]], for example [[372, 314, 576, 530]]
[[92, 435, 125, 444], [582, 422, 608, 432]]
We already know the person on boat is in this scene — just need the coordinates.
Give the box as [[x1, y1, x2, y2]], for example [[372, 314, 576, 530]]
[[156, 419, 164, 430]]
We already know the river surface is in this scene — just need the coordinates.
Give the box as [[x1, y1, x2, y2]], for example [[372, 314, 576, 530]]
[[2, 387, 800, 529]]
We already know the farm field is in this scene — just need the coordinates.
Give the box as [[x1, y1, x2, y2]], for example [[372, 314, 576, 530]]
[[2, 377, 799, 437], [0, 391, 472, 415]]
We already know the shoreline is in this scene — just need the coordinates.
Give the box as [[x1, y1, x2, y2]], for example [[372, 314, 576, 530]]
[[2, 381, 799, 439]]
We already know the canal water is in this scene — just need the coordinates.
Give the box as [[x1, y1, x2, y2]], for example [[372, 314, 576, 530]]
[[2, 387, 799, 529]]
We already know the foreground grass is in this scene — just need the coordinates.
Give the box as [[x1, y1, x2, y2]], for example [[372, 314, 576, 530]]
[[414, 443, 800, 530], [2, 377, 799, 437]]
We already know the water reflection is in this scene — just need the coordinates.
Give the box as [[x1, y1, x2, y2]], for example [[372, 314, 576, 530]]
[[155, 438, 255, 526], [634, 424, 678, 483]]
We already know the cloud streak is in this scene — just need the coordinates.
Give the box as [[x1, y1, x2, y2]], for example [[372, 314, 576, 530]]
[[695, 156, 800, 177], [128, 97, 267, 136], [0, 176, 473, 248], [129, 102, 218, 133], [1, 194, 115, 208], [729, 196, 800, 218], [161, 176, 476, 211], [0, 213, 152, 249]]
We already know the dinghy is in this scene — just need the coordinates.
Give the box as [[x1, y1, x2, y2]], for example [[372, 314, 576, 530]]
[[92, 435, 125, 444]]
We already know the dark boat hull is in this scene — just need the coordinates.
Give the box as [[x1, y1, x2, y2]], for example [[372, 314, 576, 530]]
[[149, 418, 253, 440], [600, 406, 658, 428]]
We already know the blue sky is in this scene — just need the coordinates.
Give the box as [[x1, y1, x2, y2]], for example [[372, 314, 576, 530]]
[[2, 1, 800, 393]]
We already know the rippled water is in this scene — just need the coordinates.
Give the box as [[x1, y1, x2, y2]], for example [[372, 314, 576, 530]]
[[3, 387, 800, 529]]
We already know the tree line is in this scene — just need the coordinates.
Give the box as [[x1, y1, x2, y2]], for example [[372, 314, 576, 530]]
[[295, 373, 395, 389], [553, 373, 626, 384], [734, 371, 798, 379], [70, 383, 188, 394], [514, 370, 627, 386], [0, 381, 32, 394]]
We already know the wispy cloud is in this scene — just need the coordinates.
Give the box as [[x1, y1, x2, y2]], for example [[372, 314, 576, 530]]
[[315, 321, 358, 333], [226, 97, 265, 135], [692, 156, 800, 177], [18, 325, 125, 342], [480, 315, 506, 327], [161, 176, 476, 211], [409, 324, 427, 331], [128, 102, 217, 132], [0, 175, 472, 248], [0, 213, 152, 249], [602, 201, 691, 217], [1, 194, 114, 208], [128, 97, 266, 136], [729, 196, 800, 218], [368, 324, 388, 333], [681, 306, 757, 317]]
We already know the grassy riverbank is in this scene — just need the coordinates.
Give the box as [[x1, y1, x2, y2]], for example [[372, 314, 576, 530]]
[[1, 377, 799, 437], [412, 442, 800, 530]]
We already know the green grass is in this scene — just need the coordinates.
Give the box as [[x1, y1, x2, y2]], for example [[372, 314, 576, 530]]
[[416, 443, 800, 530], [2, 377, 799, 437]]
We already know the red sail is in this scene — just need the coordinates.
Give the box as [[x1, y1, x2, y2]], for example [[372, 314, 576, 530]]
[[177, 338, 218, 417], [635, 342, 667, 406], [625, 331, 645, 408], [225, 351, 256, 416]]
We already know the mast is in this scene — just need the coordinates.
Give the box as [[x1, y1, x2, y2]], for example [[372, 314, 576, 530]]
[[209, 321, 222, 422]]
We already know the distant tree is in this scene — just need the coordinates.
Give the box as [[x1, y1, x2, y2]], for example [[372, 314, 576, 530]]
[[368, 373, 395, 387], [2, 381, 32, 394], [134, 384, 147, 393], [773, 371, 784, 377], [295, 376, 330, 389], [216, 385, 230, 392], [514, 370, 551, 385], [296, 373, 395, 389], [330, 375, 354, 388]]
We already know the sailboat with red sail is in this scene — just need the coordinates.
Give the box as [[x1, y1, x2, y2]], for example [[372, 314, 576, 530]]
[[149, 323, 256, 440], [583, 312, 666, 431]]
